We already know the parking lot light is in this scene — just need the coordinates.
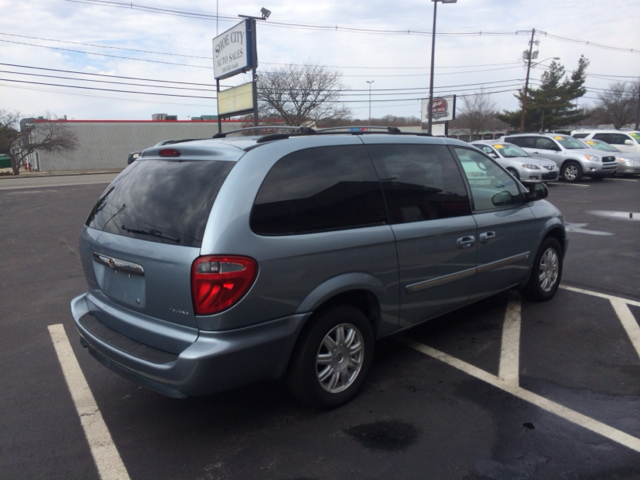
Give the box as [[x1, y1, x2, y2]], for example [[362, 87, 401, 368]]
[[427, 0, 457, 135]]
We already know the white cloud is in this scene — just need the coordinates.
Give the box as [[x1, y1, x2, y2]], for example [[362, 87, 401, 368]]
[[1, 0, 638, 121]]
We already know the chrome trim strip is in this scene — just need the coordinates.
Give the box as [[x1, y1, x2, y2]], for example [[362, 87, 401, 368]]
[[405, 252, 530, 294], [476, 252, 530, 274], [92, 253, 145, 276], [406, 266, 476, 293]]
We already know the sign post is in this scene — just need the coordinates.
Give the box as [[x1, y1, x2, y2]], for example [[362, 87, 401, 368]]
[[212, 19, 259, 133], [421, 95, 456, 135]]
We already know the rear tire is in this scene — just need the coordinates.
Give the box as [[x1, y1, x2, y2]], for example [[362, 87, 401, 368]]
[[287, 305, 374, 409], [561, 161, 583, 182], [520, 237, 563, 302]]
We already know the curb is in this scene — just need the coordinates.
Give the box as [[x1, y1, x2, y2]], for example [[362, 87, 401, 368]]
[[0, 169, 123, 180]]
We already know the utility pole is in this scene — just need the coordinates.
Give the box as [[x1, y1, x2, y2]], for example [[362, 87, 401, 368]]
[[519, 28, 536, 133], [367, 80, 374, 126], [636, 81, 640, 130]]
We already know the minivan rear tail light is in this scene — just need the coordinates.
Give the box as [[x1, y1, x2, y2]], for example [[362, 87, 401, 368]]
[[159, 148, 181, 157], [191, 256, 258, 315]]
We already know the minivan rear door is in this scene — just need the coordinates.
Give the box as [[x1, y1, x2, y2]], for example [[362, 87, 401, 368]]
[[365, 141, 477, 326]]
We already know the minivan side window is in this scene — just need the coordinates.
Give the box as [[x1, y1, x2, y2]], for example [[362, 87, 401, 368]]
[[366, 144, 471, 224], [251, 145, 387, 235], [453, 147, 523, 212]]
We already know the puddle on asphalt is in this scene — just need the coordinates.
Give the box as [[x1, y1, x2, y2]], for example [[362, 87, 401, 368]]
[[345, 421, 420, 451], [586, 210, 640, 222]]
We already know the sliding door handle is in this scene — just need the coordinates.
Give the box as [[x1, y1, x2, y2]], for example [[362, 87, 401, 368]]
[[456, 235, 476, 249]]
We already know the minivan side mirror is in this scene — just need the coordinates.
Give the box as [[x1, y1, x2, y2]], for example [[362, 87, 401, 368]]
[[625, 139, 634, 145], [524, 182, 548, 202]]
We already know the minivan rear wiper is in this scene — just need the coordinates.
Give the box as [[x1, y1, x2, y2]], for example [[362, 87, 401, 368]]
[[121, 225, 180, 243]]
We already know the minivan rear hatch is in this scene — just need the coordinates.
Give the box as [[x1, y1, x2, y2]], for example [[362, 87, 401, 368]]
[[81, 156, 236, 332]]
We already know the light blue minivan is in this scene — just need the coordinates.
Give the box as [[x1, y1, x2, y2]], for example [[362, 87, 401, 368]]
[[71, 127, 568, 409]]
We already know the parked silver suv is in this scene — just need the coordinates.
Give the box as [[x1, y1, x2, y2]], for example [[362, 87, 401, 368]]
[[71, 127, 568, 409], [503, 133, 617, 182]]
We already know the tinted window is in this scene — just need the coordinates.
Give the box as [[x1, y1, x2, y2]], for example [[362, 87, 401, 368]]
[[251, 145, 386, 235], [453, 147, 523, 212], [505, 136, 536, 148], [573, 133, 588, 139], [593, 133, 612, 143], [366, 144, 471, 224], [536, 138, 559, 150], [610, 134, 632, 145], [86, 159, 235, 247]]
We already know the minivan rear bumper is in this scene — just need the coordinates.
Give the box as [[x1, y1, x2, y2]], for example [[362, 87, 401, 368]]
[[71, 294, 309, 398]]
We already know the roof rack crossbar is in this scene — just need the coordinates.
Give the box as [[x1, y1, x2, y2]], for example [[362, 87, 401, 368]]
[[212, 126, 313, 138], [315, 126, 403, 134]]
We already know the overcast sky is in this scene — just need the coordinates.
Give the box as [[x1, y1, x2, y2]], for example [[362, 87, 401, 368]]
[[1, 0, 639, 122]]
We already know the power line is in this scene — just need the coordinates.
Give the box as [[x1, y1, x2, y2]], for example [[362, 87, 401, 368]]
[[0, 38, 525, 77], [543, 32, 639, 54], [0, 78, 216, 99], [1, 63, 531, 95], [0, 69, 217, 92], [59, 0, 640, 54], [0, 81, 215, 107], [0, 39, 211, 69], [0, 32, 522, 70]]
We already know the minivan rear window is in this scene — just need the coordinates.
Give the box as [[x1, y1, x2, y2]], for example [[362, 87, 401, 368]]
[[85, 159, 235, 247]]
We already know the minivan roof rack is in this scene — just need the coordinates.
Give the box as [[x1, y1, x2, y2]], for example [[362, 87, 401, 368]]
[[315, 126, 404, 134], [212, 126, 313, 138]]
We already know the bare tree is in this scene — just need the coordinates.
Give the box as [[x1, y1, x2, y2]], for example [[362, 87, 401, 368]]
[[0, 110, 79, 175], [454, 90, 505, 138], [594, 81, 640, 129], [257, 64, 351, 126]]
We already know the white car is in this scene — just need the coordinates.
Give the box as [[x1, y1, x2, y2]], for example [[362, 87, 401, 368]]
[[502, 133, 617, 182], [580, 138, 640, 176], [572, 130, 640, 155], [471, 140, 559, 183]]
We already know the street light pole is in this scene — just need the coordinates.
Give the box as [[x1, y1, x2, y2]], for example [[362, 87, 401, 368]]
[[367, 80, 374, 125], [427, 0, 456, 136]]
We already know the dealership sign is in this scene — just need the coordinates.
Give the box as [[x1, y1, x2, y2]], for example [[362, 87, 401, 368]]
[[421, 95, 456, 123], [213, 20, 255, 80]]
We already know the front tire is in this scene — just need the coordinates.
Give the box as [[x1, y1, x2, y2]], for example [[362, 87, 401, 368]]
[[507, 168, 520, 180], [520, 237, 563, 301], [561, 161, 583, 182], [287, 305, 374, 409]]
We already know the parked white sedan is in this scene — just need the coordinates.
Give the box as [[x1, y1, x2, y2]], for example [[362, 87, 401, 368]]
[[471, 141, 560, 183]]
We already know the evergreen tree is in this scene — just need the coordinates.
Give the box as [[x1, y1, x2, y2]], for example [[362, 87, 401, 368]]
[[498, 56, 589, 131]]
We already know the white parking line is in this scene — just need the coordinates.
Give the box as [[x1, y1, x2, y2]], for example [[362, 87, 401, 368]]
[[398, 336, 640, 454], [499, 292, 521, 386], [550, 183, 590, 187], [48, 324, 130, 480], [560, 285, 640, 307], [610, 299, 640, 360]]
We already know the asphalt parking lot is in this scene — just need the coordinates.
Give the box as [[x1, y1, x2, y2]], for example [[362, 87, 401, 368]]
[[1, 174, 639, 479]]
